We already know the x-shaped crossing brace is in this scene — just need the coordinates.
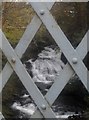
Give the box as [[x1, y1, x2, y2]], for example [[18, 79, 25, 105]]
[[0, 2, 88, 119]]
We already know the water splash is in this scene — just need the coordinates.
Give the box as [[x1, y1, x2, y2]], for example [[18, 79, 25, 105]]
[[11, 46, 83, 119], [26, 46, 64, 84]]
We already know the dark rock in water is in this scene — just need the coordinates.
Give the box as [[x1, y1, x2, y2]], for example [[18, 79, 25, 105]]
[[24, 61, 33, 78], [3, 46, 89, 119], [35, 81, 53, 90], [61, 53, 67, 64]]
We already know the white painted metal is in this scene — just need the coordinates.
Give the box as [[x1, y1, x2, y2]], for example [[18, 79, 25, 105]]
[[0, 2, 55, 119], [1, 31, 56, 118], [45, 31, 88, 105], [31, 109, 43, 118], [76, 31, 88, 59], [0, 2, 54, 93], [0, 15, 42, 91], [0, 2, 88, 119], [31, 27, 88, 120], [30, 2, 87, 89], [0, 112, 4, 120], [30, 2, 88, 118]]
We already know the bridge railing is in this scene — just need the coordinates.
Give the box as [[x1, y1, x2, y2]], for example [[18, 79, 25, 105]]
[[0, 1, 88, 119]]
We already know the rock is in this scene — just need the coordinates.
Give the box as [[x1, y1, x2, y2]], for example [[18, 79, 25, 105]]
[[35, 81, 53, 90]]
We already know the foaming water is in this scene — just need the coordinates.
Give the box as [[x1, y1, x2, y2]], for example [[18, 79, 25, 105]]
[[26, 46, 64, 83], [11, 46, 87, 119]]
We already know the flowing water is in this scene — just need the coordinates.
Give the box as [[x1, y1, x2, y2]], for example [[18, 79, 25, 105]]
[[4, 46, 89, 119]]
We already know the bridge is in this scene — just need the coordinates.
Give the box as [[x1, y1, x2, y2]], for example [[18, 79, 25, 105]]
[[0, 1, 88, 119]]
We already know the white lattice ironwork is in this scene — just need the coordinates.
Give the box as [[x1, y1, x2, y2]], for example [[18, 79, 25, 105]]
[[0, 2, 88, 119]]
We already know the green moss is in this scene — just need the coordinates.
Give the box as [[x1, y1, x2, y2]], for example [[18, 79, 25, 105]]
[[3, 28, 25, 45]]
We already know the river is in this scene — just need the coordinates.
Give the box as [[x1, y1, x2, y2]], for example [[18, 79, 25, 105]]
[[2, 46, 89, 120]]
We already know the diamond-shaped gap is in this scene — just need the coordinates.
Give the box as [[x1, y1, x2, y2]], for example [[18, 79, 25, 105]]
[[51, 74, 89, 119], [2, 72, 37, 119], [83, 52, 89, 71], [21, 24, 65, 95], [51, 2, 88, 48], [2, 2, 35, 48]]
